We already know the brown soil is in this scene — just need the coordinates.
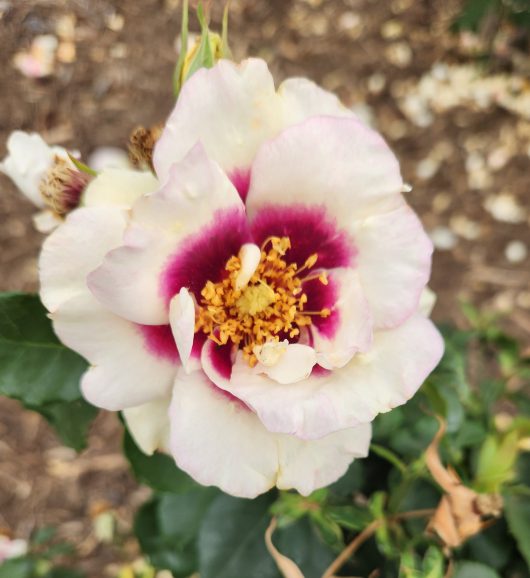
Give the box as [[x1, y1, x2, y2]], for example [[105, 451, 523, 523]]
[[0, 1, 529, 576]]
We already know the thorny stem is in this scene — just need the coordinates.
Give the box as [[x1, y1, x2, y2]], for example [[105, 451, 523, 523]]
[[321, 508, 436, 578]]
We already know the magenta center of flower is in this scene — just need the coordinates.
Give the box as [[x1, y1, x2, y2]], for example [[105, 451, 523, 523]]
[[194, 236, 331, 366]]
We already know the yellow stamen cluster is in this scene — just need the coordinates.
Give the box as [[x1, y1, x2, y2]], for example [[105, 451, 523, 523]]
[[195, 237, 330, 366]]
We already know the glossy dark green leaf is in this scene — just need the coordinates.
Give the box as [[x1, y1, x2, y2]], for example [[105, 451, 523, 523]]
[[123, 428, 197, 493], [275, 518, 335, 578], [504, 492, 530, 569], [465, 520, 513, 571], [328, 460, 364, 498], [135, 489, 217, 576], [0, 293, 87, 405], [452, 561, 501, 578], [198, 493, 279, 578], [453, 0, 500, 32], [0, 558, 34, 578], [34, 399, 97, 451]]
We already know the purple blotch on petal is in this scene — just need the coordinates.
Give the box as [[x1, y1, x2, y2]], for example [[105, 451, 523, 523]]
[[138, 324, 180, 362], [303, 274, 340, 338], [229, 167, 251, 203], [250, 204, 357, 270], [160, 207, 251, 303]]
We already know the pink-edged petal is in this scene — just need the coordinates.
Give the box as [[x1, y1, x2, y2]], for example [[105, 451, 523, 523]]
[[168, 369, 373, 497], [88, 144, 247, 325], [214, 313, 443, 439], [255, 342, 317, 384], [276, 422, 372, 496], [154, 59, 282, 181], [169, 369, 278, 498], [278, 77, 354, 124], [311, 269, 373, 369], [52, 293, 178, 410], [169, 288, 195, 372], [40, 206, 127, 312], [353, 204, 433, 329], [122, 397, 171, 455], [246, 116, 403, 227], [83, 168, 158, 209]]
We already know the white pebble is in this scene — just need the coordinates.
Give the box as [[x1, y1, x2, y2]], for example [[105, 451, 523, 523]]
[[505, 241, 527, 263], [484, 194, 526, 223], [416, 158, 440, 180], [430, 227, 458, 250]]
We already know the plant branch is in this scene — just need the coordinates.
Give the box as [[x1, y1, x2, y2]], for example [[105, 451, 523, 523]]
[[321, 509, 436, 578]]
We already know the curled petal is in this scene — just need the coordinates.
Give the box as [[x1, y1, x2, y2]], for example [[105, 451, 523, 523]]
[[311, 269, 373, 369], [123, 397, 171, 455], [53, 294, 178, 410], [88, 144, 247, 325], [83, 168, 158, 209], [169, 288, 196, 373], [255, 342, 317, 384], [216, 314, 444, 439], [168, 369, 372, 497], [40, 206, 127, 312]]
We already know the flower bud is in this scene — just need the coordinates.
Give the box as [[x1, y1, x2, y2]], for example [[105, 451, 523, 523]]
[[173, 1, 231, 95], [39, 155, 91, 216]]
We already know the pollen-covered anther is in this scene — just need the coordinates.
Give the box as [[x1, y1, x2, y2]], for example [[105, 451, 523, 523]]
[[39, 155, 91, 216], [195, 236, 331, 366]]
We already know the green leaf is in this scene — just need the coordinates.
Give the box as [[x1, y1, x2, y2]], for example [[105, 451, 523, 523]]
[[0, 558, 34, 578], [475, 432, 519, 493], [34, 399, 97, 451], [198, 493, 279, 578], [31, 526, 56, 546], [275, 518, 335, 578], [421, 546, 445, 578], [135, 489, 217, 576], [0, 293, 87, 405], [504, 492, 530, 569], [452, 561, 501, 578], [123, 428, 197, 494], [465, 520, 513, 571], [308, 510, 344, 550], [326, 505, 372, 531], [67, 153, 97, 177], [44, 569, 85, 578], [453, 0, 500, 32], [328, 460, 364, 498]]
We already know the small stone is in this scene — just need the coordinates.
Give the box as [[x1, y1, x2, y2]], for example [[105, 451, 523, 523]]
[[488, 147, 510, 171], [110, 43, 127, 59], [416, 158, 440, 180], [338, 11, 361, 31], [505, 241, 527, 263], [430, 227, 458, 251], [484, 194, 526, 223], [432, 193, 451, 214], [13, 34, 58, 78], [57, 41, 76, 63], [450, 215, 481, 240], [385, 42, 412, 68], [381, 20, 403, 40], [386, 119, 408, 140], [106, 12, 124, 32], [367, 72, 386, 95]]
